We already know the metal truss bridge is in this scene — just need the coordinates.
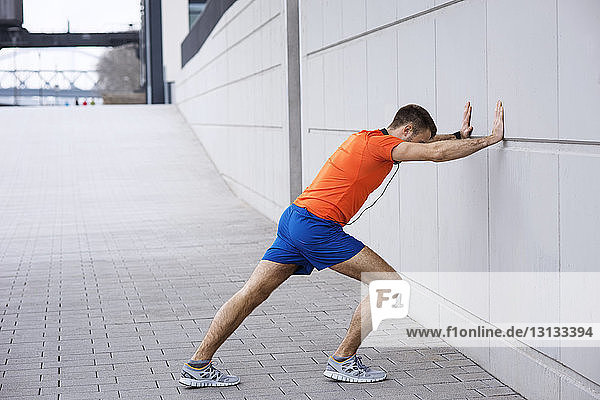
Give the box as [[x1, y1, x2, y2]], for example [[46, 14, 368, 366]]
[[0, 69, 100, 104]]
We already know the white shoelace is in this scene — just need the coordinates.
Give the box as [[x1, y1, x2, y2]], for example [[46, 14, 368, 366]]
[[197, 361, 224, 380], [342, 355, 370, 376]]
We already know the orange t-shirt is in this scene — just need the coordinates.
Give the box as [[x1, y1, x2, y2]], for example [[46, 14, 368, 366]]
[[294, 129, 404, 226]]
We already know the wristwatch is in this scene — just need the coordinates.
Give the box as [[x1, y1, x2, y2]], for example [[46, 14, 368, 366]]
[[453, 131, 462, 139]]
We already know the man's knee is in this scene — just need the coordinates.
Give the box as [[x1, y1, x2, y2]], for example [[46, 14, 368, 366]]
[[244, 261, 294, 298], [239, 279, 274, 306], [331, 246, 401, 284]]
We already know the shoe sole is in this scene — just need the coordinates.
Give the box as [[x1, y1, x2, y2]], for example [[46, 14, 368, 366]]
[[179, 377, 239, 387], [323, 370, 386, 383]]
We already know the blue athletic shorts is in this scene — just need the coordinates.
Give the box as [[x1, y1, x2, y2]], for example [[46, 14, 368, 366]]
[[261, 203, 365, 275]]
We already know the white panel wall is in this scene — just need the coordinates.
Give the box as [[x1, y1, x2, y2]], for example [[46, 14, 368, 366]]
[[366, 29, 396, 128], [487, 0, 558, 140], [176, 0, 290, 221], [160, 0, 189, 85], [435, 0, 489, 323], [298, 0, 600, 398], [558, 153, 600, 384], [558, 0, 600, 142]]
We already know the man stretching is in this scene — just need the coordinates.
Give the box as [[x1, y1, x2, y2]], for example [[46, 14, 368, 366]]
[[179, 100, 505, 386]]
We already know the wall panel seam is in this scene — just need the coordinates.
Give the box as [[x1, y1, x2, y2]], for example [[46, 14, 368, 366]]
[[189, 123, 283, 129], [555, 0, 561, 347], [179, 11, 281, 87], [485, 0, 491, 347], [305, 0, 466, 58], [434, 14, 440, 300], [212, 0, 257, 37], [178, 63, 282, 104], [222, 173, 285, 208]]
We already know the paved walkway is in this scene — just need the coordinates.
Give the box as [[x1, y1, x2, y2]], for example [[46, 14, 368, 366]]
[[0, 105, 525, 399]]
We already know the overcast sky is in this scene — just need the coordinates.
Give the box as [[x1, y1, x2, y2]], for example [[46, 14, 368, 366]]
[[22, 0, 141, 33], [0, 0, 141, 89]]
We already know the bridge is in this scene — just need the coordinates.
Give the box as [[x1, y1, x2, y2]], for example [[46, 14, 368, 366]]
[[0, 69, 101, 100]]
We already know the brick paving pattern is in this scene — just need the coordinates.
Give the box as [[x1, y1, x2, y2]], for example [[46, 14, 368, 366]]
[[0, 105, 526, 399]]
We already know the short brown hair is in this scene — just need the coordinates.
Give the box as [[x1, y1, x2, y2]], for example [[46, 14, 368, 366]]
[[388, 104, 437, 138]]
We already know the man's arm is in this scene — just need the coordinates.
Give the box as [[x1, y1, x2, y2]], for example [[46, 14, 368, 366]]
[[392, 136, 498, 162], [392, 100, 504, 163], [428, 133, 459, 142]]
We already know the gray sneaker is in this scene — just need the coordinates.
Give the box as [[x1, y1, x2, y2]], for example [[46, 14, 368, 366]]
[[179, 360, 240, 387], [323, 354, 387, 383]]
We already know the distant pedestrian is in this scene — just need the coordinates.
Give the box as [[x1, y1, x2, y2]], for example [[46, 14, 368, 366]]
[[75, 98, 79, 106]]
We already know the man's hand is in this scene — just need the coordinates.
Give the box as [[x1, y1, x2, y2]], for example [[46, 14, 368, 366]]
[[392, 99, 504, 163], [491, 100, 504, 144], [460, 101, 473, 138]]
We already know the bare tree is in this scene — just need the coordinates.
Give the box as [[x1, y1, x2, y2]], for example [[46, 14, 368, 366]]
[[96, 43, 141, 94]]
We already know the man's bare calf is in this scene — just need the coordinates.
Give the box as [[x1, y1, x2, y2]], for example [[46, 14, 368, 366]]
[[191, 260, 296, 361], [329, 245, 402, 358]]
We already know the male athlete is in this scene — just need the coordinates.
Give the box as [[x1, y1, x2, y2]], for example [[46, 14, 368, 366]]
[[179, 100, 505, 387]]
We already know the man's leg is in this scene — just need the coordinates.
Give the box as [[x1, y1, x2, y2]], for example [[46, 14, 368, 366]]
[[329, 245, 401, 358], [191, 260, 297, 361]]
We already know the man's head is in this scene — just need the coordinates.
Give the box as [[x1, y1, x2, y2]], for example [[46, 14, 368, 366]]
[[387, 104, 437, 143]]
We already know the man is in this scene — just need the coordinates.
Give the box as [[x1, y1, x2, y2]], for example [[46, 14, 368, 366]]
[[179, 100, 505, 387]]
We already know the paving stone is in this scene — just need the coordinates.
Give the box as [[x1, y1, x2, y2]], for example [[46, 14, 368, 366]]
[[453, 371, 495, 382], [365, 385, 432, 397], [425, 380, 489, 393], [305, 390, 370, 400], [39, 384, 100, 396], [58, 391, 120, 400], [118, 387, 179, 399], [59, 375, 117, 387], [476, 385, 521, 396], [220, 386, 286, 399], [416, 389, 484, 399]]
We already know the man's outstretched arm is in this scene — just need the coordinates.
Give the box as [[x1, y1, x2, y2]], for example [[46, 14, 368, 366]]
[[392, 100, 504, 163], [428, 133, 459, 142]]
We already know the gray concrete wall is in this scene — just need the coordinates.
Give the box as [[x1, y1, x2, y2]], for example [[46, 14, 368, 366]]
[[163, 0, 600, 398], [176, 0, 290, 222], [160, 0, 188, 86]]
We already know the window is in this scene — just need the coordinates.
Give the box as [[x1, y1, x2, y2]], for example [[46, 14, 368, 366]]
[[189, 0, 207, 29]]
